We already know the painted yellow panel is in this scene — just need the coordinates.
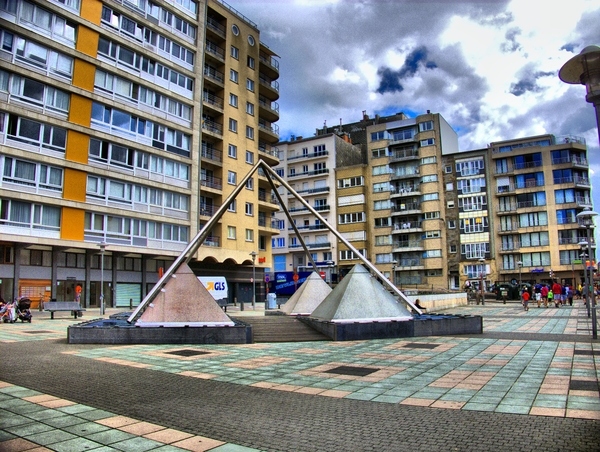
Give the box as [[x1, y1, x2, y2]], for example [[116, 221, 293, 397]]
[[75, 26, 99, 58], [80, 0, 102, 26], [68, 95, 92, 127], [61, 207, 85, 241], [63, 168, 87, 202], [73, 58, 96, 92], [65, 130, 89, 164]]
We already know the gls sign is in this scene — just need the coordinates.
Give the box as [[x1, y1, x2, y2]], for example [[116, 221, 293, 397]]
[[197, 277, 228, 302]]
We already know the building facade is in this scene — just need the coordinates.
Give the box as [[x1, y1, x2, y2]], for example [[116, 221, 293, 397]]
[[0, 0, 279, 307]]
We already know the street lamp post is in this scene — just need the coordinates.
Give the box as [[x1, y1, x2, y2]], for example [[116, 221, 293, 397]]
[[577, 207, 598, 339], [559, 45, 600, 145], [391, 261, 397, 287], [517, 260, 523, 301], [580, 250, 590, 317], [98, 242, 107, 316], [478, 258, 485, 305], [250, 251, 257, 310]]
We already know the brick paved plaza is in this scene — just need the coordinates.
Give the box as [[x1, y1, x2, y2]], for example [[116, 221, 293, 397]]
[[0, 301, 599, 451]]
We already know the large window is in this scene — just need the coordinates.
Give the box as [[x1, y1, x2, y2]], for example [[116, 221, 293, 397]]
[[2, 157, 63, 191], [339, 212, 365, 224], [19, 1, 76, 44], [0, 199, 60, 231], [4, 71, 69, 114], [6, 114, 67, 153], [338, 176, 364, 188]]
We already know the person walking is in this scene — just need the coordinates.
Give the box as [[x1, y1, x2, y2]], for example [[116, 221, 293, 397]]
[[522, 288, 530, 311], [551, 281, 562, 308], [541, 284, 549, 308]]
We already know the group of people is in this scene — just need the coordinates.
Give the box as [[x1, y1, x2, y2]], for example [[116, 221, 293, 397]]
[[521, 281, 597, 311], [0, 297, 16, 323]]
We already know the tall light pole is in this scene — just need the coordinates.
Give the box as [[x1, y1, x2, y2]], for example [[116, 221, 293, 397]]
[[517, 260, 523, 301], [580, 250, 590, 317], [98, 242, 107, 316], [250, 251, 257, 310], [478, 258, 485, 305], [559, 45, 600, 145], [577, 207, 598, 338]]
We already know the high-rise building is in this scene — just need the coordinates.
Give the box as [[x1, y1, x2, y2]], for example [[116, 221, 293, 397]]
[[0, 0, 279, 307], [271, 133, 363, 282]]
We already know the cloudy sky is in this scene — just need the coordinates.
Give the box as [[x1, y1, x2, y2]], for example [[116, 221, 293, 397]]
[[234, 0, 600, 213]]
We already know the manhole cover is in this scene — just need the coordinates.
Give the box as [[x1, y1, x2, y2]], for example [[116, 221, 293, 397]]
[[403, 343, 439, 349], [21, 331, 54, 334], [574, 350, 600, 356], [569, 380, 599, 391], [164, 350, 210, 357], [324, 366, 379, 377]]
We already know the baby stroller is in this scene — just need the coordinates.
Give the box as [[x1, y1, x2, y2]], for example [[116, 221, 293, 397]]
[[17, 298, 32, 323]]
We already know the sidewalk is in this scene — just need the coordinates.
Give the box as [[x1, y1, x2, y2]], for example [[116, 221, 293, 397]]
[[1, 301, 599, 451]]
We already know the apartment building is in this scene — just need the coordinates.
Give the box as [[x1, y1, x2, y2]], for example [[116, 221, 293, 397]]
[[271, 133, 363, 283], [0, 0, 279, 307], [489, 134, 592, 288]]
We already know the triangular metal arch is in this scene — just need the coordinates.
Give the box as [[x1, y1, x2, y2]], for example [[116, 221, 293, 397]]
[[128, 160, 420, 324]]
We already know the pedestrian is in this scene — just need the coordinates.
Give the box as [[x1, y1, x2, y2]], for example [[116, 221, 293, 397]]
[[541, 284, 549, 308], [522, 289, 530, 311], [551, 281, 562, 308], [535, 284, 542, 308], [567, 286, 574, 306]]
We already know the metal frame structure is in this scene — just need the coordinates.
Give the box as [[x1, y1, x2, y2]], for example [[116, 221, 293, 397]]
[[128, 160, 420, 324]]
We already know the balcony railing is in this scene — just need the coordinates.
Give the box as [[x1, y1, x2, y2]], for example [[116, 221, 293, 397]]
[[289, 242, 331, 249], [204, 236, 220, 247], [288, 150, 328, 161], [205, 40, 225, 60], [202, 90, 223, 109], [204, 64, 224, 84], [288, 168, 329, 178], [202, 118, 222, 135], [201, 145, 222, 163], [201, 175, 222, 190]]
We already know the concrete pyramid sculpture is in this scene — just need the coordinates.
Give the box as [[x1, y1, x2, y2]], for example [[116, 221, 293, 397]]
[[137, 263, 234, 327], [309, 264, 413, 323], [281, 271, 332, 315]]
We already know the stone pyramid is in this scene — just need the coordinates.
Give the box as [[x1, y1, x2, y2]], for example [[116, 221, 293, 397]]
[[137, 263, 234, 326], [281, 271, 332, 315], [309, 264, 413, 323]]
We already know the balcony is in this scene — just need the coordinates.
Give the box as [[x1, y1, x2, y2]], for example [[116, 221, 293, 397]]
[[258, 96, 279, 122], [199, 203, 220, 217], [288, 186, 330, 197], [201, 145, 222, 163], [259, 51, 279, 77], [258, 121, 279, 140], [392, 221, 422, 232], [202, 118, 222, 137], [206, 16, 226, 38], [201, 175, 222, 191], [205, 40, 225, 62], [288, 224, 328, 231], [202, 90, 223, 111], [390, 169, 419, 181], [391, 202, 421, 215], [497, 204, 517, 214], [389, 148, 419, 162], [259, 76, 279, 100], [393, 240, 423, 252], [287, 150, 329, 161], [395, 258, 423, 269], [204, 64, 224, 86], [204, 236, 220, 247], [288, 168, 329, 178], [289, 242, 331, 249]]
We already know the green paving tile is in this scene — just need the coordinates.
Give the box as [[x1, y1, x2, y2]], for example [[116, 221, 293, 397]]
[[495, 405, 531, 414], [371, 395, 404, 403], [76, 409, 116, 421], [51, 437, 104, 452], [462, 402, 498, 411], [24, 408, 65, 421], [0, 430, 16, 442], [111, 436, 168, 452], [210, 443, 264, 451], [4, 421, 55, 437], [58, 404, 98, 415], [0, 413, 35, 429], [84, 429, 136, 445], [25, 429, 78, 446], [344, 392, 378, 401], [63, 421, 111, 436]]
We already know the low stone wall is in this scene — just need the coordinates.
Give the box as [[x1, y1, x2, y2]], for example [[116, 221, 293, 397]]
[[407, 292, 468, 312]]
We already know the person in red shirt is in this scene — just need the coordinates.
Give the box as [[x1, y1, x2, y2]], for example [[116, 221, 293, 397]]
[[551, 281, 562, 308], [540, 285, 549, 308], [522, 289, 530, 311]]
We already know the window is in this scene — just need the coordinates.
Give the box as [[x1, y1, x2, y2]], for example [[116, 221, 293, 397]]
[[374, 217, 391, 228], [246, 151, 254, 164], [228, 144, 237, 158], [447, 201, 455, 208], [448, 220, 456, 229], [230, 45, 238, 59], [419, 121, 434, 132], [230, 69, 238, 83], [228, 200, 236, 212], [421, 174, 438, 183], [340, 249, 366, 261], [272, 237, 285, 248], [460, 217, 488, 233], [246, 78, 254, 92], [232, 24, 239, 35], [424, 211, 440, 219], [245, 228, 254, 242], [461, 243, 489, 259], [373, 165, 391, 176], [421, 156, 436, 165], [375, 235, 392, 246], [446, 182, 454, 191], [445, 165, 452, 173], [245, 178, 253, 190], [338, 176, 364, 188], [376, 253, 394, 264], [420, 138, 435, 146], [227, 171, 236, 185], [339, 212, 365, 224], [372, 147, 387, 158], [374, 200, 391, 210], [373, 182, 390, 193], [246, 126, 254, 140], [425, 230, 441, 238], [248, 35, 255, 46], [229, 118, 237, 132], [450, 245, 457, 253], [247, 56, 255, 69], [229, 93, 238, 107], [246, 102, 254, 115], [227, 226, 236, 239], [338, 194, 365, 206], [422, 193, 439, 201]]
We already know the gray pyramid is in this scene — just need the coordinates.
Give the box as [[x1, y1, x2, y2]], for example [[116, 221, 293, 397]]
[[309, 264, 413, 323], [281, 272, 332, 315]]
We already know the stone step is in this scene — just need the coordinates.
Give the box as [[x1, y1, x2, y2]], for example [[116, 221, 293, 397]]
[[231, 315, 330, 343]]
